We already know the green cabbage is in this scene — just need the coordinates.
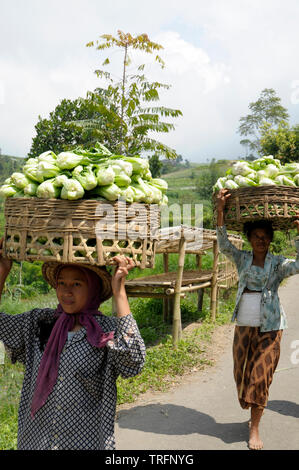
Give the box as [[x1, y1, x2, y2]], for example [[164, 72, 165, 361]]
[[38, 150, 57, 165], [275, 175, 296, 187], [264, 164, 280, 178], [251, 155, 281, 170], [146, 183, 163, 203], [95, 165, 115, 186], [121, 156, 149, 175], [24, 182, 39, 196], [72, 165, 98, 190], [131, 176, 155, 203], [36, 161, 60, 181], [10, 172, 32, 189], [278, 162, 299, 175], [0, 184, 18, 197], [60, 179, 85, 200], [54, 174, 71, 187], [110, 160, 133, 177], [293, 174, 299, 186], [56, 152, 84, 170], [91, 183, 122, 201], [130, 185, 145, 202], [114, 173, 131, 187], [233, 175, 257, 187], [258, 177, 276, 186], [160, 194, 168, 206], [23, 161, 42, 183], [36, 180, 61, 199], [224, 180, 239, 189], [150, 178, 168, 193], [119, 186, 135, 203], [231, 161, 252, 176]]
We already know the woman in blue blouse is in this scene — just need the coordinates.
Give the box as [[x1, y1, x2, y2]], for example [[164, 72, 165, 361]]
[[216, 188, 299, 450]]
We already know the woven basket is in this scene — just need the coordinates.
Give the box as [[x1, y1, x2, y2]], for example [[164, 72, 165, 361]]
[[213, 186, 299, 231], [3, 198, 161, 268]]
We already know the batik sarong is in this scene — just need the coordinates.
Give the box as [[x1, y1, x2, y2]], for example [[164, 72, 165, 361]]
[[233, 326, 282, 409]]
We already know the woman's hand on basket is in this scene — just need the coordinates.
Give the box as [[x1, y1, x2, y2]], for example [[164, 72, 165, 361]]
[[111, 255, 135, 296], [0, 237, 12, 279], [216, 188, 231, 212]]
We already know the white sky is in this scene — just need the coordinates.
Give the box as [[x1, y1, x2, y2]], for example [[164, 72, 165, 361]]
[[0, 0, 299, 162]]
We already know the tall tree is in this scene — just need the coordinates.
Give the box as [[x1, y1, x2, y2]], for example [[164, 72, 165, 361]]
[[74, 31, 183, 159], [238, 88, 289, 156]]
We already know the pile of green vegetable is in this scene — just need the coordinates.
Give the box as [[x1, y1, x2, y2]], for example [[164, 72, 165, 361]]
[[0, 143, 168, 205], [213, 155, 299, 191]]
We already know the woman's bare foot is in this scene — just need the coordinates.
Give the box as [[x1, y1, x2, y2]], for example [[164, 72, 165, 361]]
[[248, 405, 264, 450], [249, 426, 264, 450]]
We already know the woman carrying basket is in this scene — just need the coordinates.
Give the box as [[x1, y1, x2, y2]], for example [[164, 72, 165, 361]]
[[216, 188, 299, 450], [0, 243, 145, 450]]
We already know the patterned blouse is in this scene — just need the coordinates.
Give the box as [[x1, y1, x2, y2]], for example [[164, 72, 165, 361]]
[[246, 264, 268, 291], [0, 308, 146, 450]]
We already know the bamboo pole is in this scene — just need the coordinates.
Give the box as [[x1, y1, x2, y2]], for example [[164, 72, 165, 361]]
[[126, 292, 185, 299], [197, 288, 204, 312], [172, 237, 186, 347], [196, 254, 202, 310], [165, 281, 211, 295], [196, 254, 202, 270], [163, 253, 169, 322], [210, 240, 219, 321]]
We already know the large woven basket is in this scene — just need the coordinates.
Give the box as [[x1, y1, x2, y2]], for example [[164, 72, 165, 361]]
[[213, 186, 299, 231], [3, 198, 161, 268]]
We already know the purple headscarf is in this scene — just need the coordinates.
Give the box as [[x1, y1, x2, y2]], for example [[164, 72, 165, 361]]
[[31, 265, 114, 418]]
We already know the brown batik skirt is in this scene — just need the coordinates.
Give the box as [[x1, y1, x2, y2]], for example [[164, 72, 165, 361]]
[[233, 326, 282, 410]]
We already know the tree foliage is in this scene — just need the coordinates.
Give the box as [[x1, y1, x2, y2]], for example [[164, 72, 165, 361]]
[[148, 154, 163, 177], [28, 96, 106, 158], [260, 121, 299, 163], [75, 31, 183, 159], [195, 159, 221, 200], [238, 88, 289, 155]]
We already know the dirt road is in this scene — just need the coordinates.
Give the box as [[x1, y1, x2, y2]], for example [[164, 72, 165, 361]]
[[115, 274, 299, 450]]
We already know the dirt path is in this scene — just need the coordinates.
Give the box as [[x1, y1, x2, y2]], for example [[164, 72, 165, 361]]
[[115, 275, 299, 450]]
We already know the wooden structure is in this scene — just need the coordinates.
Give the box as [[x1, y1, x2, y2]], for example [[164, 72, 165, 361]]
[[125, 225, 243, 345]]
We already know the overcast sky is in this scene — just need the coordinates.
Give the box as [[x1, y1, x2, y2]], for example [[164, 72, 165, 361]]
[[1, 0, 299, 162]]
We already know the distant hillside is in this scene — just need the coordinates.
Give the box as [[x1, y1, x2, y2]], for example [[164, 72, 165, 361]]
[[0, 154, 25, 183]]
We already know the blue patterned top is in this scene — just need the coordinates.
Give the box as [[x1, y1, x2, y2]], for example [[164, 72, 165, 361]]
[[217, 225, 299, 331], [246, 265, 267, 291]]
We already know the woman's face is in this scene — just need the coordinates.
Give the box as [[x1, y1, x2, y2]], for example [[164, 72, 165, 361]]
[[248, 228, 271, 256], [56, 267, 89, 314]]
